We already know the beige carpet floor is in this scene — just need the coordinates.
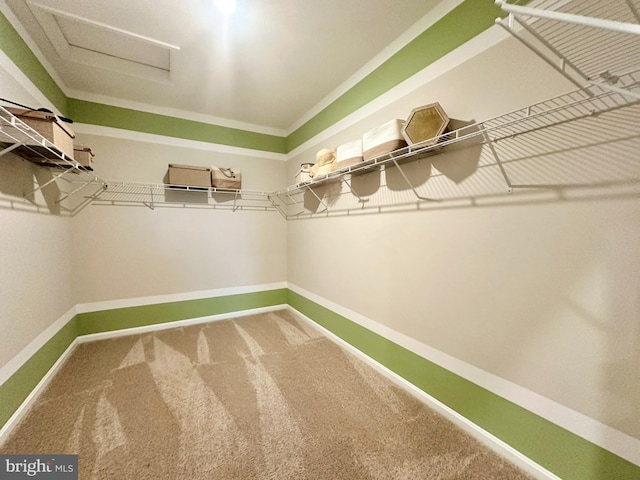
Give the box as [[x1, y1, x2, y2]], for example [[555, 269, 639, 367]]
[[1, 310, 533, 479]]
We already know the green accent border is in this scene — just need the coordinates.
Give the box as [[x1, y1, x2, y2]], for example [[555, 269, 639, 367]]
[[76, 289, 287, 335], [67, 99, 287, 154], [0, 11, 67, 114], [0, 318, 78, 430], [0, 289, 286, 430], [287, 289, 640, 480]]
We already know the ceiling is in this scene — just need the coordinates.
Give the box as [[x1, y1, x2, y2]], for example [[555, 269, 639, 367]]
[[5, 0, 445, 133]]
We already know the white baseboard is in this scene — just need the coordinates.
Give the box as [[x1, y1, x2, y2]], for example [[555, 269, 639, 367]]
[[0, 303, 288, 445], [0, 306, 77, 387], [288, 283, 640, 468], [77, 304, 287, 343], [0, 283, 287, 389], [0, 337, 80, 447], [287, 305, 560, 480], [75, 282, 288, 314]]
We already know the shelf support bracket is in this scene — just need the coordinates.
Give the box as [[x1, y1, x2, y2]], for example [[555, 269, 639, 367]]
[[267, 194, 288, 219], [481, 124, 513, 193], [149, 185, 155, 210], [69, 184, 108, 216], [142, 186, 155, 210], [284, 192, 306, 217], [588, 80, 640, 101], [0, 142, 21, 158], [626, 0, 640, 24], [496, 1, 640, 36], [232, 190, 240, 212], [340, 176, 368, 204], [389, 157, 439, 202], [56, 177, 103, 204], [512, 14, 589, 83], [304, 184, 329, 213], [495, 15, 587, 93], [24, 168, 76, 198]]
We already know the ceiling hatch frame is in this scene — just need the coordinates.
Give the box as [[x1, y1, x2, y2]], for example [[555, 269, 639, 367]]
[[27, 1, 180, 83]]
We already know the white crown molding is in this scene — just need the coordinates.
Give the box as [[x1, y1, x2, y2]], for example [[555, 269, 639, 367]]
[[287, 283, 640, 467], [3, 0, 502, 159], [286, 25, 511, 159], [0, 0, 69, 100], [286, 0, 465, 135], [72, 123, 288, 161], [66, 90, 288, 138]]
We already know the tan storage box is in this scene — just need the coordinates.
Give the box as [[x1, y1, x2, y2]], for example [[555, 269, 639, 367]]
[[335, 139, 363, 170], [402, 103, 450, 146], [74, 145, 94, 169], [6, 107, 75, 160], [211, 166, 242, 190], [362, 119, 407, 161], [167, 164, 211, 188]]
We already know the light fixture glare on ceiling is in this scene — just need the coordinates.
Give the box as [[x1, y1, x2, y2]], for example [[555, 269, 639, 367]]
[[214, 0, 235, 16]]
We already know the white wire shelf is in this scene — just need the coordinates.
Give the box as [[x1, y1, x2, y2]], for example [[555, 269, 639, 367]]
[[0, 104, 107, 215], [4, 1, 639, 218], [91, 181, 278, 212], [269, 76, 640, 219], [269, 71, 640, 218], [496, 0, 640, 100]]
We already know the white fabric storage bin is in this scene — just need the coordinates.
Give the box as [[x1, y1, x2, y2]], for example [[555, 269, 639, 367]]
[[362, 119, 407, 161], [335, 139, 363, 170]]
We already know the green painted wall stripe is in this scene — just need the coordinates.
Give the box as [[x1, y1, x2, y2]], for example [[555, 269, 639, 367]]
[[0, 11, 67, 114], [0, 317, 77, 429], [75, 289, 288, 335], [287, 289, 640, 480], [67, 99, 287, 154], [285, 0, 506, 152]]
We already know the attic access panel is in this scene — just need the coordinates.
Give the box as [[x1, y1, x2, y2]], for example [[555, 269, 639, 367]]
[[27, 2, 179, 81]]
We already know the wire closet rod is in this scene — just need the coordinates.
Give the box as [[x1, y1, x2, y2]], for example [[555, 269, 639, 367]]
[[496, 1, 640, 36]]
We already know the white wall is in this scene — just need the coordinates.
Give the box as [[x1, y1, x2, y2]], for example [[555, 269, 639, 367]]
[[69, 132, 288, 304], [0, 60, 289, 367], [0, 65, 75, 367], [71, 204, 287, 303], [286, 30, 640, 447]]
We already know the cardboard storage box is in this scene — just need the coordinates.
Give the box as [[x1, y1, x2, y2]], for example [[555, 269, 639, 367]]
[[6, 107, 75, 160], [74, 145, 94, 169], [167, 164, 211, 188], [362, 119, 407, 161]]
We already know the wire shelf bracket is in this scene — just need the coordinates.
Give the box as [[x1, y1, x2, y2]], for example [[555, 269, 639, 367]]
[[495, 0, 640, 101]]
